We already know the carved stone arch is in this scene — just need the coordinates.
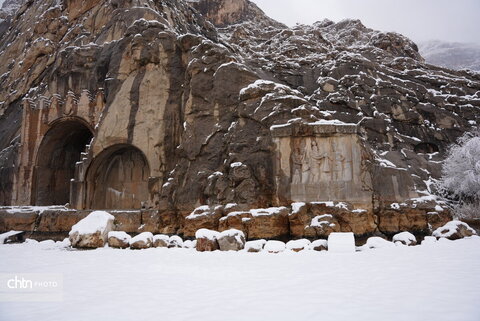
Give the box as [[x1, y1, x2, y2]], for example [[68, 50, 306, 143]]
[[33, 117, 94, 205], [85, 144, 150, 210]]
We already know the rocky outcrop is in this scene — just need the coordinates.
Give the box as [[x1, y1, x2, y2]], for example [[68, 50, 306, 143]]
[[0, 0, 477, 238]]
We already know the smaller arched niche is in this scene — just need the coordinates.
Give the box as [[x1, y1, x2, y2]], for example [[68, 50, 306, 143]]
[[86, 144, 150, 210], [34, 119, 93, 206]]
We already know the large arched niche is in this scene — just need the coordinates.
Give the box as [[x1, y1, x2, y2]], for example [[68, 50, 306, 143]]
[[86, 144, 150, 210], [34, 118, 94, 205]]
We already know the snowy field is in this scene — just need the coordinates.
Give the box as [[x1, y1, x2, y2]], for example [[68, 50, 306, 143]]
[[1, 237, 480, 321]]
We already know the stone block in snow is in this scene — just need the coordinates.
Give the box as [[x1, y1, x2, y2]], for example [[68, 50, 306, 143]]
[[130, 232, 153, 249], [264, 240, 286, 253], [69, 211, 114, 248], [286, 239, 311, 252], [392, 232, 417, 246], [245, 239, 267, 252], [108, 231, 131, 248], [327, 232, 355, 253], [217, 229, 246, 251]]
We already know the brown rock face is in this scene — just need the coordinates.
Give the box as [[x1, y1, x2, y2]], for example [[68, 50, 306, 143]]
[[183, 206, 224, 238], [188, 0, 284, 28], [0, 0, 477, 239]]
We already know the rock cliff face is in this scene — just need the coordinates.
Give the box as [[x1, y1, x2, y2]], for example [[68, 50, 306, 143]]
[[0, 0, 479, 239]]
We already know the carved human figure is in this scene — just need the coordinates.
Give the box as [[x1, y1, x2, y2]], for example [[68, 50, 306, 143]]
[[331, 142, 345, 181], [309, 140, 329, 183], [291, 147, 304, 184]]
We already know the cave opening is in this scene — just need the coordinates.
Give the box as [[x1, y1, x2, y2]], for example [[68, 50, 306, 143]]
[[34, 119, 93, 206]]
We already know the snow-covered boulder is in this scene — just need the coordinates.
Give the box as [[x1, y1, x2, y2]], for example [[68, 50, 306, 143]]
[[286, 239, 311, 252], [153, 234, 170, 248], [195, 229, 220, 251], [432, 220, 477, 240], [328, 232, 355, 253], [392, 232, 417, 246], [168, 235, 183, 248], [108, 231, 131, 249], [69, 211, 114, 248], [264, 240, 286, 253], [0, 231, 26, 244], [309, 239, 328, 251], [130, 232, 153, 249], [217, 229, 246, 251], [183, 240, 197, 249], [362, 237, 395, 250], [244, 239, 267, 252]]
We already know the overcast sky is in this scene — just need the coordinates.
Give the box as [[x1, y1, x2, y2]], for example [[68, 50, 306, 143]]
[[251, 0, 480, 45]]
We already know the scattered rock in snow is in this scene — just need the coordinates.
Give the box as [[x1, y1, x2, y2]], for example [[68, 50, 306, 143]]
[[129, 232, 153, 249], [421, 236, 437, 245], [69, 211, 114, 249], [195, 228, 220, 251], [392, 231, 417, 246], [432, 221, 477, 240], [108, 231, 131, 249], [264, 240, 286, 253], [309, 239, 328, 251], [183, 240, 197, 249], [153, 234, 170, 248], [286, 239, 311, 252], [168, 235, 183, 248], [244, 239, 266, 252], [0, 230, 26, 244], [328, 232, 355, 253], [217, 229, 246, 251], [362, 237, 396, 250]]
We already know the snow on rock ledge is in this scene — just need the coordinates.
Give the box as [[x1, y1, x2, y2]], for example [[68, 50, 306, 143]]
[[432, 221, 477, 240], [69, 211, 114, 249]]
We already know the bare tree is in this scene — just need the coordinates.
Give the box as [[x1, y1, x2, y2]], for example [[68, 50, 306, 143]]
[[438, 131, 480, 218]]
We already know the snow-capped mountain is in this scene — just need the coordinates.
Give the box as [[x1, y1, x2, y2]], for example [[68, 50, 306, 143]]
[[419, 40, 480, 71]]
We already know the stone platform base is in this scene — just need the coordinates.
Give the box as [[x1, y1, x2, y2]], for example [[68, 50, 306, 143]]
[[0, 201, 452, 243]]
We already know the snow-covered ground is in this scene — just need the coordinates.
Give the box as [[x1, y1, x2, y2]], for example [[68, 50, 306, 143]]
[[1, 237, 480, 321]]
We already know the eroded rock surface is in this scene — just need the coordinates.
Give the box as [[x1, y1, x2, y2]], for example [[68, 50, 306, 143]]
[[0, 0, 477, 238]]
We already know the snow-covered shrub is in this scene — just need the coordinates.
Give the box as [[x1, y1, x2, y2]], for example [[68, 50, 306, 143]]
[[438, 131, 480, 219]]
